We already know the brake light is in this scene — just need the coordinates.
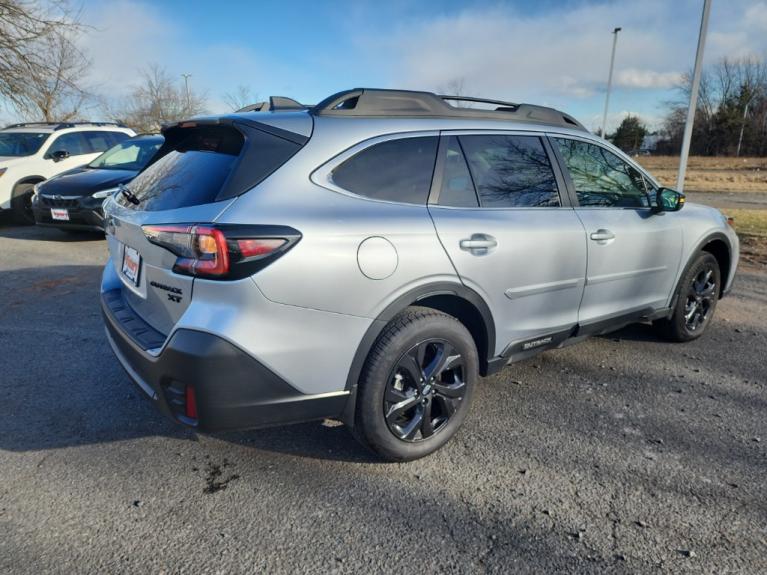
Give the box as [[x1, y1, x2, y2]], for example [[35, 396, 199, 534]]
[[142, 224, 300, 279], [237, 238, 286, 257]]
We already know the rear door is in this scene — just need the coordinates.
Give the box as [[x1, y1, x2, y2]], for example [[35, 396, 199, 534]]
[[550, 136, 683, 326], [428, 132, 588, 358]]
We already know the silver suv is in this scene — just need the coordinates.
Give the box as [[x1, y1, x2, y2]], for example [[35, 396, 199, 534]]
[[101, 89, 739, 461]]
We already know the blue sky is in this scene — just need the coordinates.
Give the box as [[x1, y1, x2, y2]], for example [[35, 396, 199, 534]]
[[72, 0, 767, 132]]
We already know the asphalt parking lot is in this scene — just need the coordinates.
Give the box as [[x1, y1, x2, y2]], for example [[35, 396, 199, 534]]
[[1, 222, 765, 574]]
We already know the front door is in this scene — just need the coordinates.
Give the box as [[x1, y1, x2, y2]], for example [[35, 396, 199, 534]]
[[551, 136, 683, 325], [428, 133, 587, 357]]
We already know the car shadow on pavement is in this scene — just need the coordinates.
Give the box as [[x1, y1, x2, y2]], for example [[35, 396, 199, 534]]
[[0, 262, 378, 462], [0, 220, 104, 242]]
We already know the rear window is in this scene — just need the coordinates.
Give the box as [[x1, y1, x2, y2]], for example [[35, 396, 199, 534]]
[[119, 126, 244, 211], [331, 136, 438, 204]]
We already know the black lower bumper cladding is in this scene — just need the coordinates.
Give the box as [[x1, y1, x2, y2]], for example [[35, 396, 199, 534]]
[[101, 289, 348, 432]]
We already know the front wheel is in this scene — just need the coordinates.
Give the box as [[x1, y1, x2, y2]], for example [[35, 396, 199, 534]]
[[655, 252, 721, 342], [353, 307, 478, 462], [11, 183, 37, 225]]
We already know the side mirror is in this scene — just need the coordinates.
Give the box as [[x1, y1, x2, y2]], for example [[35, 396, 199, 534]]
[[654, 187, 685, 213], [50, 150, 70, 162]]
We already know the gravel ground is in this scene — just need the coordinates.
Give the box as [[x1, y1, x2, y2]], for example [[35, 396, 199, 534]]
[[1, 223, 765, 574]]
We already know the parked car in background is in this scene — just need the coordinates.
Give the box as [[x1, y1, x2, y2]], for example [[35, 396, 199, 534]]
[[0, 122, 135, 223], [32, 134, 163, 232], [100, 89, 739, 461]]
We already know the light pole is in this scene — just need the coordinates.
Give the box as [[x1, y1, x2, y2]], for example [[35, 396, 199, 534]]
[[600, 27, 622, 139], [677, 0, 712, 192], [181, 73, 192, 110]]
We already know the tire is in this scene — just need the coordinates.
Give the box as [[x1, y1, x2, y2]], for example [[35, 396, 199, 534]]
[[11, 183, 37, 225], [353, 306, 479, 462], [655, 252, 721, 342]]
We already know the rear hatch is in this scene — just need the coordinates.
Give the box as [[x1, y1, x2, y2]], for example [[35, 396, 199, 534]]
[[103, 117, 309, 336]]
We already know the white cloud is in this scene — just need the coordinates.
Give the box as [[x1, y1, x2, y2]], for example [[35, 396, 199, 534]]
[[350, 0, 767, 129], [615, 69, 684, 89]]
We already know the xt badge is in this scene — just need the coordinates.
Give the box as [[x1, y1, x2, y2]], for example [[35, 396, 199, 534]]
[[150, 280, 183, 303]]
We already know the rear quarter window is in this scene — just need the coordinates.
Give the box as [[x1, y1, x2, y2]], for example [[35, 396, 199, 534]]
[[331, 136, 438, 204]]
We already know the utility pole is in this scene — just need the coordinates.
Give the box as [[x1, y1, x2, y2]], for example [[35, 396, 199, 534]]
[[600, 27, 622, 139], [677, 0, 712, 192], [181, 73, 192, 110], [736, 99, 750, 157]]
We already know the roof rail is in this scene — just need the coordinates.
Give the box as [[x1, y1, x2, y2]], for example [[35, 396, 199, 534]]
[[310, 88, 586, 131], [235, 96, 307, 114], [3, 121, 128, 131]]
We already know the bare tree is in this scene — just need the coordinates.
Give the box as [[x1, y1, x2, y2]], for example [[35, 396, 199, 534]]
[[111, 64, 208, 132], [223, 84, 257, 112], [14, 30, 92, 121], [661, 56, 767, 156], [0, 1, 91, 121]]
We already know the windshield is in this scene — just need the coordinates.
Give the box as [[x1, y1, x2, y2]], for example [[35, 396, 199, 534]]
[[88, 138, 163, 171], [0, 132, 50, 157]]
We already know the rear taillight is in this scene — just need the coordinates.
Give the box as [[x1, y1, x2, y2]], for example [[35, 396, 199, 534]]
[[142, 224, 300, 279]]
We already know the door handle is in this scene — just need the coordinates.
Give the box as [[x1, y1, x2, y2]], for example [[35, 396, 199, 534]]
[[590, 229, 615, 242], [460, 234, 497, 254]]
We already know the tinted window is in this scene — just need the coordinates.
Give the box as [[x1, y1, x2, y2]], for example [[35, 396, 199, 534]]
[[0, 132, 49, 156], [459, 135, 560, 208], [49, 132, 88, 156], [119, 126, 243, 211], [331, 136, 438, 204], [89, 137, 163, 171], [438, 137, 478, 207], [555, 138, 649, 208]]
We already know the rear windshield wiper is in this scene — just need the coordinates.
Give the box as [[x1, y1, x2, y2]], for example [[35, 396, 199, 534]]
[[119, 183, 140, 205]]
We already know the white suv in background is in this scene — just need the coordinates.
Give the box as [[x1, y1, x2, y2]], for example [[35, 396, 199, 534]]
[[0, 122, 135, 223]]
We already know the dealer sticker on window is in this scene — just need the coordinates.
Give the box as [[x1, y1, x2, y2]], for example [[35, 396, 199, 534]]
[[121, 245, 141, 286]]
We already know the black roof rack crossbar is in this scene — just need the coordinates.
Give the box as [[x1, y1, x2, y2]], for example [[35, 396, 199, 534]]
[[310, 88, 587, 131], [4, 121, 127, 131]]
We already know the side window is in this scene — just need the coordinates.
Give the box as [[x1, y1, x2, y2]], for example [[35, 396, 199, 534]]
[[554, 138, 650, 208], [83, 131, 114, 153], [458, 135, 560, 208], [438, 136, 479, 207], [48, 132, 88, 156], [331, 136, 438, 204]]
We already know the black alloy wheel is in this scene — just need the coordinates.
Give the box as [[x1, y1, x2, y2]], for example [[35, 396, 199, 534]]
[[655, 252, 721, 342], [353, 306, 478, 461], [384, 338, 466, 442], [684, 266, 717, 332]]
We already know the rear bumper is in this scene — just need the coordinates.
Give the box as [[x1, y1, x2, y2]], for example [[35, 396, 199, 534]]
[[101, 288, 349, 432]]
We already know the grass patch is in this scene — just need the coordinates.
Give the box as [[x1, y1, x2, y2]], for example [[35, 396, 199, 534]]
[[634, 156, 767, 193], [724, 209, 767, 237]]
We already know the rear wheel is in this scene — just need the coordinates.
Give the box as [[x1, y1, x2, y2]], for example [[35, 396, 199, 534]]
[[11, 183, 37, 225], [655, 252, 720, 342], [353, 307, 478, 461]]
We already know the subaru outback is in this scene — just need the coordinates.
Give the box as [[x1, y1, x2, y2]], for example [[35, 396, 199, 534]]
[[100, 89, 739, 461]]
